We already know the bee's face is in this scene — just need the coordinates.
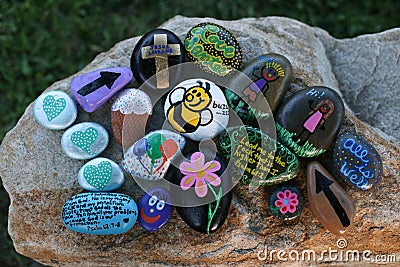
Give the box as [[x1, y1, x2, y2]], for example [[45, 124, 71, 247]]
[[183, 86, 211, 110]]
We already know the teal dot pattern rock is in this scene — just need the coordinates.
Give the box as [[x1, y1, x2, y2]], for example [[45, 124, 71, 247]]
[[33, 90, 77, 130], [71, 127, 98, 155], [42, 95, 67, 121], [83, 161, 112, 190]]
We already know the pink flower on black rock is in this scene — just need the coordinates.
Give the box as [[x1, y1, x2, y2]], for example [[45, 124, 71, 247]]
[[179, 152, 221, 198], [274, 189, 299, 214]]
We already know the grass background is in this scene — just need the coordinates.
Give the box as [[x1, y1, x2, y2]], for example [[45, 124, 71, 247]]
[[0, 0, 399, 266]]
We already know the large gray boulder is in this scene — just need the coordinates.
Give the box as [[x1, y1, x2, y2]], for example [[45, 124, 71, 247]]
[[0, 16, 399, 266]]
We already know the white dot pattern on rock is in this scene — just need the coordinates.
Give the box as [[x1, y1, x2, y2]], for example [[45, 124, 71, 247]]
[[42, 95, 67, 121], [70, 127, 98, 155], [111, 89, 152, 115], [83, 161, 113, 189]]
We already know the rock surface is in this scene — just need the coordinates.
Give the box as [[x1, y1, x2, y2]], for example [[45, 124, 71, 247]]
[[0, 16, 399, 266]]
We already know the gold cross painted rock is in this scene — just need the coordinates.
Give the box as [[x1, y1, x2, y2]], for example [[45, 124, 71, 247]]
[[141, 34, 181, 89]]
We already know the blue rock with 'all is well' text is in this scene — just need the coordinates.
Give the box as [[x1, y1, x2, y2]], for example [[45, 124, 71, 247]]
[[333, 132, 383, 190]]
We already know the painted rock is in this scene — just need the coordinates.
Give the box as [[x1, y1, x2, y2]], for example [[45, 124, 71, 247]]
[[218, 126, 299, 186], [33, 90, 77, 130], [333, 132, 383, 190], [225, 53, 293, 121], [276, 86, 345, 157], [131, 29, 185, 89], [62, 192, 138, 235], [268, 185, 304, 221], [121, 130, 185, 180], [307, 161, 356, 236], [138, 187, 173, 232], [164, 78, 229, 141], [61, 122, 109, 160], [78, 158, 125, 191], [70, 67, 133, 112], [111, 88, 152, 147], [171, 150, 232, 234], [185, 22, 242, 76]]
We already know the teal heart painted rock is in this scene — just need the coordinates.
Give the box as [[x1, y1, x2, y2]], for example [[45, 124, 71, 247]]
[[33, 90, 77, 130], [218, 126, 299, 186], [61, 122, 109, 160], [43, 95, 66, 121], [78, 158, 125, 191], [83, 161, 112, 189], [71, 127, 99, 155]]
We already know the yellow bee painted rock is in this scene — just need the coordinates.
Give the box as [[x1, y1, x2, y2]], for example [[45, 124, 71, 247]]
[[164, 78, 229, 141]]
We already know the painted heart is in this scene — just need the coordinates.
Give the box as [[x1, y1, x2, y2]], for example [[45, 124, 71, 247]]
[[123, 218, 130, 223], [70, 127, 98, 155], [42, 95, 66, 121], [83, 161, 112, 190]]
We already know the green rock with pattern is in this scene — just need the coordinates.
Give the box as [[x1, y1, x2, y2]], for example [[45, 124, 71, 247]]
[[217, 126, 299, 186]]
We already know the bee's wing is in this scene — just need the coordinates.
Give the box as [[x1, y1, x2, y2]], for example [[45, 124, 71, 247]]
[[199, 109, 213, 126]]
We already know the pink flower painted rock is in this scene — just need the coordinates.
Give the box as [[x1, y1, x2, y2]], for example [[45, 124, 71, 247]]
[[268, 185, 304, 220], [169, 149, 232, 234]]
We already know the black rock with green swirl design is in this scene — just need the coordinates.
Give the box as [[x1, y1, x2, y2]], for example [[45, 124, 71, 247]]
[[217, 126, 299, 185], [184, 22, 242, 76]]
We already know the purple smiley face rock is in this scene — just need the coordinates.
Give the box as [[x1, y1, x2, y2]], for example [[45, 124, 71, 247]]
[[138, 187, 173, 232]]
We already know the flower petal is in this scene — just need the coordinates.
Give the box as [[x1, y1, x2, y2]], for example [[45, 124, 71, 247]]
[[290, 199, 299, 206], [195, 178, 207, 198], [205, 173, 221, 186], [284, 190, 291, 198], [288, 205, 297, 213], [180, 175, 195, 190], [179, 161, 197, 174], [275, 200, 283, 207], [204, 160, 221, 173], [280, 205, 288, 214], [191, 152, 205, 170], [290, 193, 298, 199], [277, 192, 285, 200]]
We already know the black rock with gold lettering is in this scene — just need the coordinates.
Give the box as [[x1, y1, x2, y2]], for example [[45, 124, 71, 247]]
[[131, 29, 185, 89]]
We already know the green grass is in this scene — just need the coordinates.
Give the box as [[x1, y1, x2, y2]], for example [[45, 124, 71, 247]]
[[0, 0, 399, 266], [275, 122, 325, 157]]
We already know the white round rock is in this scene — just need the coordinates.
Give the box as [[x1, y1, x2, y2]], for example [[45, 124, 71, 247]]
[[33, 90, 77, 130], [164, 78, 229, 141], [78, 157, 125, 191], [61, 122, 109, 160]]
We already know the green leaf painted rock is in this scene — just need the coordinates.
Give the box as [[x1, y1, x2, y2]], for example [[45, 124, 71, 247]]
[[217, 126, 299, 186]]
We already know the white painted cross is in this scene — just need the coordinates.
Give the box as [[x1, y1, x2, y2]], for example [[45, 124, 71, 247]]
[[141, 34, 181, 89]]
